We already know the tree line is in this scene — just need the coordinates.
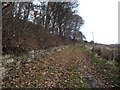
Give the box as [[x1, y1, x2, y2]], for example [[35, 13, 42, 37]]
[[2, 1, 85, 54]]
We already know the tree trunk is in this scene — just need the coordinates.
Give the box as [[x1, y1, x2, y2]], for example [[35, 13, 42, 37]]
[[45, 2, 51, 32], [23, 3, 31, 23]]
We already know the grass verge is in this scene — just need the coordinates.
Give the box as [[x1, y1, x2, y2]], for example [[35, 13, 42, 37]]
[[74, 44, 120, 87]]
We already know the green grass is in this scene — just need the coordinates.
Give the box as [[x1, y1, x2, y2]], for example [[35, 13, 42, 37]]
[[66, 65, 89, 88], [74, 44, 120, 87], [74, 44, 86, 51], [74, 43, 95, 58], [91, 57, 119, 87]]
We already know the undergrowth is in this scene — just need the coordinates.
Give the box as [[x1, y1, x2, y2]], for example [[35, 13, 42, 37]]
[[74, 44, 120, 87]]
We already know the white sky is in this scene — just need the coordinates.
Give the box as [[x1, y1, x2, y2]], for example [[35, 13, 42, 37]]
[[78, 0, 119, 44]]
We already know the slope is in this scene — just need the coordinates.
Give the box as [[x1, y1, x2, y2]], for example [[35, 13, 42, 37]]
[[2, 44, 119, 88]]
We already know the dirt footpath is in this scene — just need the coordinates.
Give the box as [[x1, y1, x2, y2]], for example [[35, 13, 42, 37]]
[[2, 45, 115, 88]]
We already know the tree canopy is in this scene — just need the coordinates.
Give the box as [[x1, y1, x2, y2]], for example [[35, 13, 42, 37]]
[[2, 1, 85, 54]]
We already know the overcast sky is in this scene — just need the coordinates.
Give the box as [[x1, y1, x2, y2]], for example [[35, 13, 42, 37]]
[[78, 0, 119, 44]]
